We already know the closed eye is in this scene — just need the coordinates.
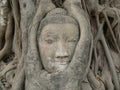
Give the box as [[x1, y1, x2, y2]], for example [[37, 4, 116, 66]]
[[45, 39, 55, 44]]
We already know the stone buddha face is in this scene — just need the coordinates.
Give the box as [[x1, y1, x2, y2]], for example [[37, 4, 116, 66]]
[[38, 9, 79, 73]]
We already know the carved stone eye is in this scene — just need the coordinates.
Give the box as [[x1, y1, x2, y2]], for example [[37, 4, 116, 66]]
[[46, 39, 54, 44]]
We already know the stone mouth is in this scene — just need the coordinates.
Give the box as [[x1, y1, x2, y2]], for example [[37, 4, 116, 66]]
[[55, 61, 69, 65]]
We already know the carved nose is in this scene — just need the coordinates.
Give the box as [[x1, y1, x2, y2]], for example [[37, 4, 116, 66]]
[[55, 42, 69, 59]]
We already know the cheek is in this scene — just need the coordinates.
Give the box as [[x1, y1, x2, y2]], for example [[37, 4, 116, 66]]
[[39, 42, 57, 59], [66, 43, 77, 56]]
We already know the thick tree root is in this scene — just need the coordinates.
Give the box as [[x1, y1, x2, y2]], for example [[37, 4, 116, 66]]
[[64, 0, 93, 81], [11, 67, 25, 90], [0, 13, 14, 61], [0, 0, 9, 51], [0, 25, 6, 50], [102, 66, 114, 90], [88, 70, 105, 90], [100, 34, 120, 90], [26, 0, 55, 76], [103, 12, 120, 54], [10, 0, 21, 57], [13, 0, 56, 90]]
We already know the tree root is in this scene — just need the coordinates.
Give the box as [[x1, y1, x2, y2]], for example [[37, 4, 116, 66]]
[[100, 34, 120, 90], [102, 66, 114, 90], [93, 8, 120, 90], [0, 0, 9, 51], [0, 60, 17, 78], [22, 0, 55, 90], [87, 0, 120, 18], [64, 0, 93, 81], [103, 12, 120, 54], [0, 13, 14, 61], [11, 67, 25, 90], [0, 25, 6, 50], [26, 0, 55, 76], [10, 0, 22, 58], [87, 69, 105, 90]]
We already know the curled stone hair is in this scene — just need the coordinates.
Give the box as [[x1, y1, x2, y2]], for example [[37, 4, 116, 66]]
[[37, 8, 79, 37]]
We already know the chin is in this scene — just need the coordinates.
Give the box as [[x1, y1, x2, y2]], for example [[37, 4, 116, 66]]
[[54, 62, 68, 72]]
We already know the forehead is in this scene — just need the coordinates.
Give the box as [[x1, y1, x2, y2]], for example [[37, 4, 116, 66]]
[[41, 23, 79, 35]]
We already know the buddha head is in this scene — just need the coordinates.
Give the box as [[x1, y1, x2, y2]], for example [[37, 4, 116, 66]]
[[37, 8, 80, 73]]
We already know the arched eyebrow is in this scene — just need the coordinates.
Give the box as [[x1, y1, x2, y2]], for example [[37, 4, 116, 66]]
[[47, 33, 57, 37], [46, 33, 58, 38], [65, 37, 79, 41], [41, 32, 58, 40], [63, 32, 79, 41]]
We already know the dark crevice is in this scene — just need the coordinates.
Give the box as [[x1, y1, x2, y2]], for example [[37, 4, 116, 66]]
[[52, 0, 65, 7], [23, 3, 26, 8]]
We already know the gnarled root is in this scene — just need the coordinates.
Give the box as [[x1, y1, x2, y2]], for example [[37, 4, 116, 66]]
[[63, 0, 93, 81], [0, 0, 9, 50], [102, 67, 114, 90], [22, 0, 55, 90], [87, 70, 105, 90], [11, 66, 25, 90], [100, 34, 120, 90], [0, 13, 14, 61], [0, 60, 17, 78], [0, 25, 6, 50]]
